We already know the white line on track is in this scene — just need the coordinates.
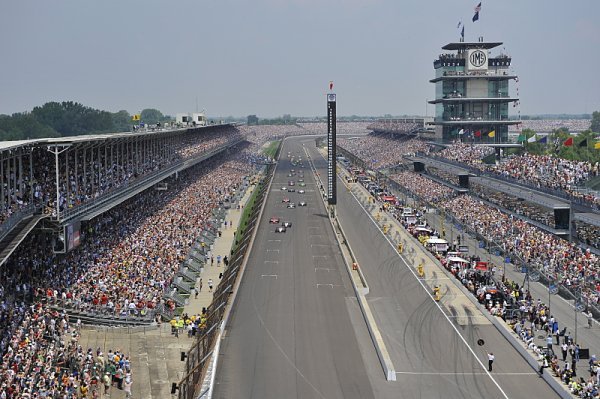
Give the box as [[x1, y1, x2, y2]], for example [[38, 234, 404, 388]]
[[395, 371, 537, 376]]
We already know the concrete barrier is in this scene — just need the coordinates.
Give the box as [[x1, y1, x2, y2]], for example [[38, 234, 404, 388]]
[[306, 146, 396, 381]]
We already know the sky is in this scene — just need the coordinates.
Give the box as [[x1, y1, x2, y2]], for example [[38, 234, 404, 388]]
[[1, 0, 599, 118]]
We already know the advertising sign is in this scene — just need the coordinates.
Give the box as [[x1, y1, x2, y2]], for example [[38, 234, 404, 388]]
[[467, 49, 488, 71]]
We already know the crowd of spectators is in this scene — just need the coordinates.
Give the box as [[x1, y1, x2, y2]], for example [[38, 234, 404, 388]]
[[437, 142, 494, 166], [0, 145, 257, 398], [469, 182, 557, 228], [0, 301, 132, 398], [0, 126, 243, 227], [438, 195, 599, 307], [366, 120, 421, 134], [485, 154, 599, 206], [338, 134, 430, 169], [577, 221, 600, 251], [508, 119, 592, 134], [435, 143, 599, 207], [297, 122, 371, 136], [502, 279, 600, 397], [388, 171, 455, 204], [425, 167, 461, 187]]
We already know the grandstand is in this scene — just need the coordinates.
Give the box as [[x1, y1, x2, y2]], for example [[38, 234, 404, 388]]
[[0, 122, 262, 398], [0, 124, 243, 264], [367, 118, 424, 135]]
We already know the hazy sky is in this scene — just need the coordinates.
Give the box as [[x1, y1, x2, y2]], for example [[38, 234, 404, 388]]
[[1, 0, 599, 118]]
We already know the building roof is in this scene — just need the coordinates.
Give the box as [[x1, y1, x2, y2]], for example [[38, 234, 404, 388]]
[[442, 42, 503, 50], [0, 125, 222, 153]]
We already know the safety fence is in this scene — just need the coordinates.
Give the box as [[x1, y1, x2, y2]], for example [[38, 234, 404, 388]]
[[175, 143, 281, 399]]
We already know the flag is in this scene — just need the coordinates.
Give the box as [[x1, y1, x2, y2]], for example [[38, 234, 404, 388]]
[[132, 114, 141, 121], [459, 128, 465, 135], [457, 21, 462, 29], [538, 136, 548, 144], [461, 26, 465, 40], [472, 2, 481, 22], [474, 130, 482, 138], [488, 130, 495, 138], [517, 133, 526, 142], [329, 81, 334, 91], [595, 142, 600, 149], [527, 135, 537, 143], [563, 137, 573, 147], [578, 138, 588, 147]]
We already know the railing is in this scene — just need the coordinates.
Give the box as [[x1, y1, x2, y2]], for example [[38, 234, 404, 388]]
[[0, 203, 38, 241], [45, 296, 157, 324]]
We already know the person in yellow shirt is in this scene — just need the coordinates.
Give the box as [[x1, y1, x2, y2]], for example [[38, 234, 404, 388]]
[[80, 382, 89, 398], [170, 318, 177, 335]]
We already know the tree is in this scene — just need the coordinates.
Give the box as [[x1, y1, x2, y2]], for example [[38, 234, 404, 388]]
[[112, 110, 132, 132], [591, 111, 600, 133], [247, 115, 258, 125], [140, 108, 164, 125]]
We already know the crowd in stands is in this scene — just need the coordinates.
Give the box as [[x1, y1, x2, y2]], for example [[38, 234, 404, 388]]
[[437, 142, 494, 166], [0, 126, 243, 226], [487, 154, 598, 195], [0, 145, 257, 398], [578, 221, 600, 250], [508, 119, 592, 134], [425, 167, 461, 187], [297, 122, 371, 136], [366, 120, 421, 134], [338, 134, 430, 169], [0, 302, 131, 398], [469, 182, 557, 228], [436, 143, 600, 207], [438, 195, 599, 307], [388, 171, 455, 204]]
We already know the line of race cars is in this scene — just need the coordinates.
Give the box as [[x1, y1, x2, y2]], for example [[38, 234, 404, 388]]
[[272, 154, 308, 233]]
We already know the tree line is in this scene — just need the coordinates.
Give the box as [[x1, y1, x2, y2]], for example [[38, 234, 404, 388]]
[[0, 101, 172, 141]]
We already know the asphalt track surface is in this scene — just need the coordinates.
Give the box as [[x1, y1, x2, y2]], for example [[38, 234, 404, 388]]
[[213, 138, 376, 399], [214, 136, 560, 398]]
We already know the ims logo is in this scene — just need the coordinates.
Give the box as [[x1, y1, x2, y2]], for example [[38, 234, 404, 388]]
[[469, 50, 487, 67]]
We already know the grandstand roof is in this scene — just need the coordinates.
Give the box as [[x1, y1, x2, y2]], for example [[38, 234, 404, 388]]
[[0, 140, 34, 151], [0, 125, 227, 152], [442, 42, 503, 50]]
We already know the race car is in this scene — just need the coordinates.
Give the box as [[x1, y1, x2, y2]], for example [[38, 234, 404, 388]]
[[282, 197, 290, 203], [298, 202, 307, 207], [287, 203, 296, 209], [269, 217, 280, 224], [298, 189, 305, 194], [282, 221, 292, 228], [275, 226, 287, 233]]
